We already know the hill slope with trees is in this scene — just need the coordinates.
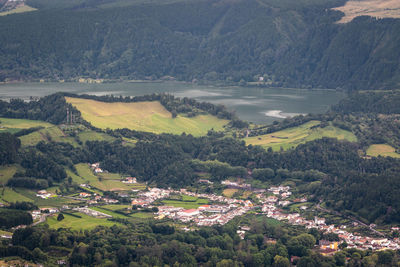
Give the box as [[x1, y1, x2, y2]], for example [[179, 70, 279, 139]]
[[0, 0, 400, 89]]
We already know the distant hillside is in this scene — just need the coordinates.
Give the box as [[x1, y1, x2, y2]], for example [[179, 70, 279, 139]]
[[0, 0, 400, 89]]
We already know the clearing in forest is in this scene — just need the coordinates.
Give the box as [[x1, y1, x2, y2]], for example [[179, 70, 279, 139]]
[[333, 0, 400, 23], [65, 97, 228, 136], [244, 120, 357, 151], [366, 144, 400, 158]]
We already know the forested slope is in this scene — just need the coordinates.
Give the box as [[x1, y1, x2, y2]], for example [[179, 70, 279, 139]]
[[1, 0, 400, 89]]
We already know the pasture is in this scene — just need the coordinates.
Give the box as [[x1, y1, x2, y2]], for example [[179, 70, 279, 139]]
[[19, 126, 78, 147], [46, 212, 123, 230], [0, 117, 52, 131], [74, 163, 146, 191], [244, 121, 357, 151], [367, 144, 400, 158], [65, 97, 228, 136], [0, 187, 33, 203], [222, 188, 238, 197], [163, 197, 209, 209], [78, 131, 116, 143], [0, 165, 18, 184]]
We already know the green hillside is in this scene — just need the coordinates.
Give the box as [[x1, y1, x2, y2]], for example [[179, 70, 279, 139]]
[[244, 121, 357, 151], [0, 0, 399, 89]]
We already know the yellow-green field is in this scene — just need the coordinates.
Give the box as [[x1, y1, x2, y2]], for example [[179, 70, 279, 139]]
[[66, 97, 228, 136], [0, 5, 37, 16], [222, 188, 238, 197], [73, 163, 146, 191], [0, 117, 52, 131], [46, 212, 123, 230], [367, 144, 400, 158], [244, 121, 357, 151], [0, 165, 18, 184]]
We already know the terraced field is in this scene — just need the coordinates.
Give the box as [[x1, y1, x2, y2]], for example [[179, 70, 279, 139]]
[[244, 121, 357, 151], [66, 97, 228, 136], [366, 144, 400, 158]]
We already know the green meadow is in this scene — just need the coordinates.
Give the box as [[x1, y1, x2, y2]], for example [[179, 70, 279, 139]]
[[66, 97, 228, 136], [244, 121, 357, 151], [19, 126, 78, 147], [73, 163, 146, 191], [0, 165, 18, 184], [0, 187, 33, 203], [46, 212, 123, 230], [78, 131, 116, 143], [163, 196, 209, 209]]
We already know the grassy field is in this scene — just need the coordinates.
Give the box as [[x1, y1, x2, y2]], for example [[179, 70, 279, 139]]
[[78, 131, 116, 143], [0, 230, 12, 237], [46, 212, 123, 230], [13, 188, 81, 207], [244, 121, 357, 151], [130, 212, 154, 219], [91, 207, 128, 219], [0, 187, 33, 203], [0, 117, 52, 131], [0, 165, 18, 184], [66, 97, 228, 136], [367, 144, 400, 158], [163, 198, 209, 209], [0, 4, 37, 16], [19, 126, 78, 147], [222, 188, 238, 197], [74, 163, 146, 191], [0, 118, 78, 147]]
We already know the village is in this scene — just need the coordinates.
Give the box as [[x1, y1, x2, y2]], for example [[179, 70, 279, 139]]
[[29, 164, 400, 254]]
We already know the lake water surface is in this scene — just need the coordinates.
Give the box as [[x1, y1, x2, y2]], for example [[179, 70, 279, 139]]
[[0, 82, 345, 124]]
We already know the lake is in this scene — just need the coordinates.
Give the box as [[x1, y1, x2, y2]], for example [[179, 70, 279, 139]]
[[0, 82, 345, 124]]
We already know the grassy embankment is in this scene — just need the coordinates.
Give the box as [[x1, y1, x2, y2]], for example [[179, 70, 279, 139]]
[[244, 120, 357, 151], [366, 144, 400, 158], [65, 97, 228, 136]]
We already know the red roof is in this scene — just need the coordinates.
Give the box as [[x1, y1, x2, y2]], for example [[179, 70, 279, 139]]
[[184, 209, 197, 213]]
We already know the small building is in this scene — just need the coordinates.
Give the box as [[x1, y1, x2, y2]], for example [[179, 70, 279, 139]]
[[79, 192, 91, 198], [122, 177, 137, 184], [178, 209, 200, 217]]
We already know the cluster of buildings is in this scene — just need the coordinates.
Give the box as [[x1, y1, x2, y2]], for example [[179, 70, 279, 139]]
[[36, 190, 55, 199], [259, 185, 400, 251], [153, 189, 254, 226], [90, 162, 103, 173], [157, 203, 252, 226], [131, 187, 171, 206]]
